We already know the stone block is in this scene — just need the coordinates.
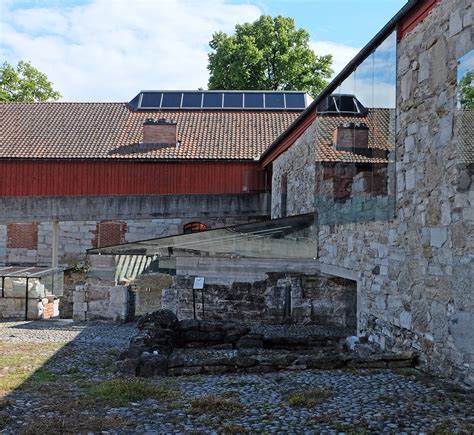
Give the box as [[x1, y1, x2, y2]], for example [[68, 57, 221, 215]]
[[430, 227, 448, 248], [449, 10, 463, 36], [400, 311, 412, 330]]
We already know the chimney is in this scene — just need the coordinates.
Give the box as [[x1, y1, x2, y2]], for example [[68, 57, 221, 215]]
[[143, 118, 177, 145], [333, 122, 369, 150]]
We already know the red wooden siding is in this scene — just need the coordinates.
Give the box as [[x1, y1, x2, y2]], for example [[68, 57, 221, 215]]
[[397, 0, 441, 40], [0, 160, 265, 196]]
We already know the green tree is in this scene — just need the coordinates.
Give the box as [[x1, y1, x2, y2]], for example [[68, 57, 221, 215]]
[[458, 69, 474, 110], [208, 15, 333, 97], [0, 60, 61, 102]]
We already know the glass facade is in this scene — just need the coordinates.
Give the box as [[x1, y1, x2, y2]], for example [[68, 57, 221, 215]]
[[457, 49, 474, 167], [314, 31, 397, 225]]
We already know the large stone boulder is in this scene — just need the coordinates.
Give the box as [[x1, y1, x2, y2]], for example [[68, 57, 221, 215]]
[[137, 309, 179, 331]]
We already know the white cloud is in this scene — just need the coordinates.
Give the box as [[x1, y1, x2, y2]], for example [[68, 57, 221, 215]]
[[0, 0, 262, 101], [310, 40, 360, 79]]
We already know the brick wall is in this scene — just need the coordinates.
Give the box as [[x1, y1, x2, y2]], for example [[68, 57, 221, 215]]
[[7, 223, 38, 249], [94, 221, 127, 248]]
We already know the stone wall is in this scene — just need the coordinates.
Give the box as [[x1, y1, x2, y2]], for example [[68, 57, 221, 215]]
[[0, 297, 59, 320], [162, 272, 357, 330], [130, 273, 174, 318], [73, 254, 130, 321], [0, 215, 264, 269], [270, 0, 473, 384], [271, 122, 317, 218]]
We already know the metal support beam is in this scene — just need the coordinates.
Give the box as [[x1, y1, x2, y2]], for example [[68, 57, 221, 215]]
[[25, 277, 29, 321], [52, 219, 59, 269]]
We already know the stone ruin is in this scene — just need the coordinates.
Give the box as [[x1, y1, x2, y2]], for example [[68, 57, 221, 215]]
[[117, 310, 418, 377]]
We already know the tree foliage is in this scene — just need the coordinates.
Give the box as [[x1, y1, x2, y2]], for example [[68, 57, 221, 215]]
[[458, 69, 474, 110], [207, 15, 333, 97], [0, 60, 61, 102]]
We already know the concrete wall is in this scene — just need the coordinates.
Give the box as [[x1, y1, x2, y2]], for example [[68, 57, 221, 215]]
[[270, 0, 473, 383], [0, 193, 269, 223]]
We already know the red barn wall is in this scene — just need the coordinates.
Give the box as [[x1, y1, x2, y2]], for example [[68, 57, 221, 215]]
[[0, 160, 265, 196]]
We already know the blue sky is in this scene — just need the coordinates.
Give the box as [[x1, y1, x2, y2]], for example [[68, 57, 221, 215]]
[[0, 0, 406, 101]]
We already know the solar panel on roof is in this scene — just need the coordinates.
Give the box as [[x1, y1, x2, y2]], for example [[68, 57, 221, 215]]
[[132, 91, 307, 111], [182, 92, 202, 108], [203, 93, 223, 108], [285, 93, 305, 109], [264, 92, 285, 108], [244, 92, 264, 108], [140, 92, 162, 108], [161, 92, 182, 108], [223, 92, 243, 108]]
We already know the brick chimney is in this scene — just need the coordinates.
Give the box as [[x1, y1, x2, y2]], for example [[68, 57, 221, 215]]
[[143, 118, 177, 145], [333, 122, 369, 150]]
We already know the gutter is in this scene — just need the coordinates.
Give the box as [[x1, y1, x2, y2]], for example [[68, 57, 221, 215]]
[[259, 0, 421, 165]]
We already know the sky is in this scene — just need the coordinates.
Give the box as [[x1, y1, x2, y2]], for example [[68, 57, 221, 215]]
[[0, 0, 406, 102]]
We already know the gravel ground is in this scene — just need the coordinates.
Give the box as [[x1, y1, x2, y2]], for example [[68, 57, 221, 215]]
[[0, 320, 473, 434]]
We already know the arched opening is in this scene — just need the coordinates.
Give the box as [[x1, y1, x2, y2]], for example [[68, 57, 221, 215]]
[[183, 222, 208, 234]]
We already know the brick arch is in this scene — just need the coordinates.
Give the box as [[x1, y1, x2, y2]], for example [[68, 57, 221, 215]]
[[183, 222, 208, 234]]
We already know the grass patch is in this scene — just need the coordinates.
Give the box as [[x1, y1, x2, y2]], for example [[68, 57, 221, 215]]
[[20, 414, 129, 435], [0, 399, 11, 410], [0, 341, 65, 394], [24, 368, 56, 386], [189, 394, 246, 417], [0, 412, 10, 430], [284, 387, 333, 407], [88, 377, 179, 407], [307, 412, 339, 424]]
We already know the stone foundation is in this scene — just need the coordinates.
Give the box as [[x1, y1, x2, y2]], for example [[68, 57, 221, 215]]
[[116, 310, 417, 377], [162, 272, 357, 330]]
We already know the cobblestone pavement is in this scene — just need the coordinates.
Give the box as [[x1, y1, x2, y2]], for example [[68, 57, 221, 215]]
[[0, 320, 473, 434]]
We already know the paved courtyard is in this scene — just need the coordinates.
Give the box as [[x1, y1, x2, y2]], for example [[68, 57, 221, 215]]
[[0, 320, 472, 434]]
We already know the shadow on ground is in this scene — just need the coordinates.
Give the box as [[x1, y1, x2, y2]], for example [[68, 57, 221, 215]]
[[0, 319, 473, 434]]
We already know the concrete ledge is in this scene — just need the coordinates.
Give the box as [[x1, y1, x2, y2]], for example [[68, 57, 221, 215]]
[[0, 193, 270, 223]]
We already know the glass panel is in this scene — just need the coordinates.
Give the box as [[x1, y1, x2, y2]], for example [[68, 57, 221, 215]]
[[140, 92, 162, 108], [314, 30, 396, 225], [285, 93, 305, 109], [265, 92, 285, 108], [161, 92, 182, 108], [203, 93, 223, 108], [457, 49, 474, 167], [182, 92, 202, 108], [223, 92, 243, 108], [244, 92, 264, 108]]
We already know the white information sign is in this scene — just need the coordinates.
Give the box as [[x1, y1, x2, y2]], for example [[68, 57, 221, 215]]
[[193, 277, 205, 289]]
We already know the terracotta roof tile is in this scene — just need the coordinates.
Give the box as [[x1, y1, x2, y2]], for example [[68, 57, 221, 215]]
[[0, 102, 300, 160], [314, 109, 394, 164]]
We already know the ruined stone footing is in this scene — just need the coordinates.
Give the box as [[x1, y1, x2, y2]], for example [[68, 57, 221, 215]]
[[117, 349, 418, 378]]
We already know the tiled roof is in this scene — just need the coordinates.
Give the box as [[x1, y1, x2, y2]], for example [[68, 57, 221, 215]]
[[315, 109, 394, 164], [0, 102, 300, 160]]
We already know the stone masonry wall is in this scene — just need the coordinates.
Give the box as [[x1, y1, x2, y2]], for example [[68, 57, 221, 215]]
[[162, 272, 357, 330], [0, 216, 260, 269], [271, 121, 317, 218], [73, 255, 130, 322], [271, 0, 473, 384]]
